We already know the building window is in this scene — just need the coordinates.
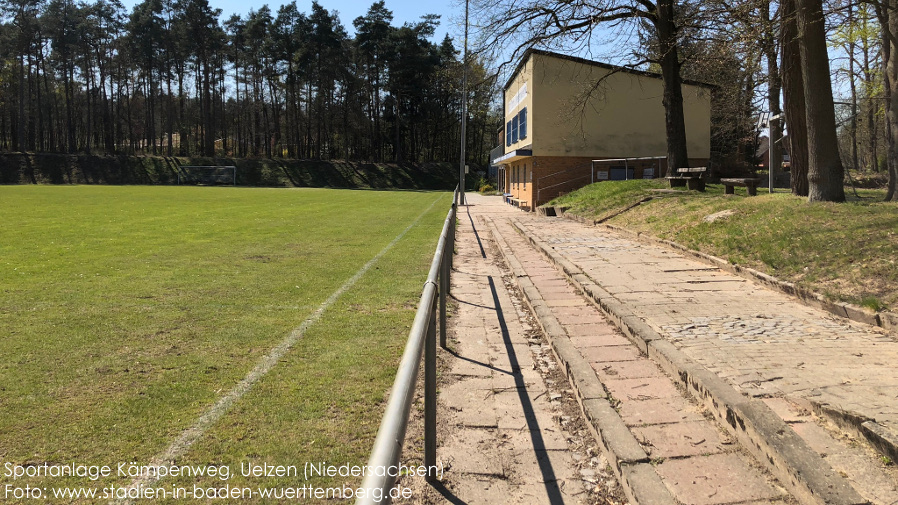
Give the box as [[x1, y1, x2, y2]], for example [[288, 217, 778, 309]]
[[519, 108, 527, 140], [506, 121, 512, 147], [511, 115, 519, 144], [523, 164, 526, 188]]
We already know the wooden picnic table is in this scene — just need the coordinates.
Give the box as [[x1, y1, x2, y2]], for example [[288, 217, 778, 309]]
[[666, 166, 707, 191]]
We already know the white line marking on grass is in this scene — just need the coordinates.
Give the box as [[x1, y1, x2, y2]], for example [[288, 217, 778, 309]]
[[117, 195, 443, 503]]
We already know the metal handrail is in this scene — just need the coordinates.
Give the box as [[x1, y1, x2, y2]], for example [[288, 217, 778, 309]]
[[535, 165, 585, 184], [356, 187, 458, 505], [536, 173, 592, 205]]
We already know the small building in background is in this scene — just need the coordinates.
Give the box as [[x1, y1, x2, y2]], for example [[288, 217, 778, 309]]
[[491, 49, 712, 210], [756, 135, 791, 170]]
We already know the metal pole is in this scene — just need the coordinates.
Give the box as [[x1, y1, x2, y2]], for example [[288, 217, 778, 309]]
[[769, 117, 777, 194], [448, 204, 455, 291], [458, 0, 469, 206], [439, 223, 449, 348], [424, 297, 437, 482]]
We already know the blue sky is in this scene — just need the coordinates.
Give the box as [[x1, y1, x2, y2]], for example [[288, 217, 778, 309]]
[[119, 0, 461, 42]]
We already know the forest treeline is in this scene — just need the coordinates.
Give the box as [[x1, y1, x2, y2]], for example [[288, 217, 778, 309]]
[[0, 0, 497, 164]]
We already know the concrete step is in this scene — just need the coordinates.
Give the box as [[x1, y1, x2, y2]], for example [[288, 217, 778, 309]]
[[486, 215, 872, 505], [402, 202, 628, 504], [513, 215, 898, 505]]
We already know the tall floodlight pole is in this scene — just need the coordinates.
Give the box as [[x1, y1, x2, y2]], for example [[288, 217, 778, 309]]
[[458, 0, 469, 206]]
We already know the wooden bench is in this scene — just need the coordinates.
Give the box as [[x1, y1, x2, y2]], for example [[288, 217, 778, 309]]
[[720, 177, 763, 196], [507, 196, 529, 210], [666, 167, 707, 191]]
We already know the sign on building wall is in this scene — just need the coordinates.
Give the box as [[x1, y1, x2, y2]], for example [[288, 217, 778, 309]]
[[508, 83, 528, 111], [643, 168, 654, 179], [596, 171, 609, 180]]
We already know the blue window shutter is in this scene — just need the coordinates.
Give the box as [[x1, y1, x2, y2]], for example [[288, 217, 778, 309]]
[[506, 121, 512, 147], [512, 115, 519, 144], [519, 108, 527, 140]]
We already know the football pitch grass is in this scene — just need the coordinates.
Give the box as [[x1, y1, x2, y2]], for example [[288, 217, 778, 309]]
[[0, 185, 451, 502]]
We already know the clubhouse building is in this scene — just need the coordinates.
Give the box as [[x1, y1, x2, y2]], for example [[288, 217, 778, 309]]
[[492, 49, 712, 210]]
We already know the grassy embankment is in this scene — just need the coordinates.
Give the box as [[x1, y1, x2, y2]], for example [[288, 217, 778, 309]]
[[0, 186, 449, 502], [0, 152, 458, 190], [549, 180, 898, 310]]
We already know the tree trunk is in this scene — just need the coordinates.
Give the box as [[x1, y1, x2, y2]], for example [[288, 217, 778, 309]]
[[763, 0, 783, 191], [17, 55, 26, 151], [796, 0, 846, 201], [885, 4, 898, 200], [861, 9, 878, 172], [655, 0, 690, 175], [847, 2, 859, 173], [782, 0, 810, 196], [66, 64, 76, 153]]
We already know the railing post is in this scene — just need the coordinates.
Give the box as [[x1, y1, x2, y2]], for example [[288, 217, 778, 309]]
[[449, 205, 456, 291], [439, 240, 448, 349], [424, 295, 437, 482]]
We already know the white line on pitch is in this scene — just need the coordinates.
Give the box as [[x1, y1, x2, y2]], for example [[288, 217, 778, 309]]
[[117, 195, 443, 503]]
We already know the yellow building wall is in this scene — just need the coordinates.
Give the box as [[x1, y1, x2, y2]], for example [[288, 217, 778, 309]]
[[505, 159, 535, 209], [503, 53, 711, 160], [505, 61, 534, 152]]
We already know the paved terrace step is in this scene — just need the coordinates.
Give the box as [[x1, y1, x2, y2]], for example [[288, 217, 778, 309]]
[[405, 199, 626, 504], [485, 214, 802, 505], [513, 215, 898, 462], [497, 204, 897, 505]]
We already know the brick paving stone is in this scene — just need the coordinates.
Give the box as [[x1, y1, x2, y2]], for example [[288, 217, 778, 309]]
[[499, 424, 571, 451], [547, 298, 589, 307], [632, 421, 726, 458], [442, 379, 499, 428], [593, 360, 667, 381], [538, 283, 578, 293], [494, 391, 560, 432], [449, 355, 493, 378], [618, 397, 705, 426], [442, 428, 510, 476], [565, 322, 622, 338], [761, 398, 812, 424], [655, 453, 786, 505], [579, 345, 642, 363], [448, 478, 514, 503], [523, 450, 580, 483], [550, 306, 600, 319], [488, 370, 542, 392], [603, 377, 683, 401], [568, 333, 632, 347]]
